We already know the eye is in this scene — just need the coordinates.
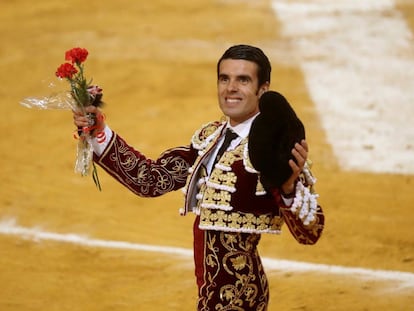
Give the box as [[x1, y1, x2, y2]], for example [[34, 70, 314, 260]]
[[218, 75, 229, 83], [238, 76, 250, 84]]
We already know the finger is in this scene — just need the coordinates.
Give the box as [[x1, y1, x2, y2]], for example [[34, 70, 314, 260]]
[[294, 142, 308, 157], [73, 115, 89, 127], [85, 105, 99, 113], [288, 159, 301, 179], [301, 139, 309, 152], [289, 158, 299, 171], [294, 142, 308, 161], [72, 109, 85, 117], [292, 147, 306, 168]]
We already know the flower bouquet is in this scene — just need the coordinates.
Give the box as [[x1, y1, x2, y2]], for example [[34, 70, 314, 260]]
[[21, 47, 104, 190]]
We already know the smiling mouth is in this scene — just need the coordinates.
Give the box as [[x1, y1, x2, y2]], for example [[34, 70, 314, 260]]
[[225, 98, 242, 104]]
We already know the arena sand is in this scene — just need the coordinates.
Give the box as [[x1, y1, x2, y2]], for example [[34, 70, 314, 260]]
[[0, 0, 413, 310]]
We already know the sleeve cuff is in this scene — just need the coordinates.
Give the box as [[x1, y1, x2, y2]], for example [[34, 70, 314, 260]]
[[90, 125, 113, 156], [281, 196, 294, 206]]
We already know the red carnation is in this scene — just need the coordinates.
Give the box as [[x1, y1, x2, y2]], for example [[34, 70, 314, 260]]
[[65, 47, 88, 64], [55, 63, 78, 79]]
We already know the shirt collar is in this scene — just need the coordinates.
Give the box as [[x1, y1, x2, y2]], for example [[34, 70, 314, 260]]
[[226, 112, 259, 139]]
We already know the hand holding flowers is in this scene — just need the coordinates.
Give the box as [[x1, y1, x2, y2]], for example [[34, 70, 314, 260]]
[[20, 47, 105, 190], [56, 47, 105, 190], [73, 105, 106, 143]]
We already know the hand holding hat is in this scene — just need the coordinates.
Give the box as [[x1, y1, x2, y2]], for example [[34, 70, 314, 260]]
[[248, 91, 305, 190]]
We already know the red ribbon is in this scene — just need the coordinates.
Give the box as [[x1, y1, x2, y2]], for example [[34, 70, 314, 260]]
[[73, 113, 106, 143]]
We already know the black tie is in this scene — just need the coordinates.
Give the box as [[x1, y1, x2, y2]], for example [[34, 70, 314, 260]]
[[214, 128, 238, 164]]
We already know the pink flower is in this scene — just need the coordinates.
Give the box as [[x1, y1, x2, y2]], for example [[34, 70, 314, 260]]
[[87, 85, 103, 96], [87, 85, 104, 107]]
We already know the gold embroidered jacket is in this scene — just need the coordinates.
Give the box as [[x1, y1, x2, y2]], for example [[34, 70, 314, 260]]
[[94, 121, 324, 245]]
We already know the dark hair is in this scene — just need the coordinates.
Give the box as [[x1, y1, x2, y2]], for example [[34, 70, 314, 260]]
[[217, 44, 271, 86]]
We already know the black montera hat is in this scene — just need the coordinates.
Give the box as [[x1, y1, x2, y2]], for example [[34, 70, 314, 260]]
[[248, 91, 305, 190]]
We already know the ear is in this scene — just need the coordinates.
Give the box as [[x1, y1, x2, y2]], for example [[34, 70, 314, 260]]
[[258, 82, 270, 97]]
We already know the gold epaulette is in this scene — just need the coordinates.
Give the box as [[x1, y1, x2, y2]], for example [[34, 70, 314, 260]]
[[191, 121, 225, 152]]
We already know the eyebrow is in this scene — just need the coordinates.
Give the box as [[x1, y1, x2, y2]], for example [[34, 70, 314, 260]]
[[237, 74, 252, 81], [218, 73, 253, 81]]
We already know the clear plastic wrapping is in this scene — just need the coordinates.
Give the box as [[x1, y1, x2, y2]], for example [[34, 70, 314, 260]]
[[20, 47, 103, 190]]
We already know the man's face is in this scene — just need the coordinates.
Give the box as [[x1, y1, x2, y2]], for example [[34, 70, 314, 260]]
[[217, 59, 269, 126]]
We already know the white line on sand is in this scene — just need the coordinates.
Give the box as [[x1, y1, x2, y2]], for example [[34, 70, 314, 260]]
[[272, 0, 414, 174], [0, 218, 413, 289]]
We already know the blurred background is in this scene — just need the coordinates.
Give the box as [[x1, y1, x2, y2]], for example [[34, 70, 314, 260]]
[[0, 1, 413, 310]]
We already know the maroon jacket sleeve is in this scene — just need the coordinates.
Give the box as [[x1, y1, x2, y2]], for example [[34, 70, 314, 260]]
[[280, 202, 324, 245], [93, 132, 198, 197], [273, 188, 325, 245]]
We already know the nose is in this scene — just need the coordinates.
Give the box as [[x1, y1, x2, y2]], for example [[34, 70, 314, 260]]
[[226, 79, 238, 92]]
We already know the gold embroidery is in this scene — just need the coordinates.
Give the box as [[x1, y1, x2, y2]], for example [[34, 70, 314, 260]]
[[202, 123, 221, 138], [187, 124, 280, 234], [219, 151, 240, 168], [199, 209, 283, 234], [227, 212, 242, 229], [100, 137, 190, 197], [209, 170, 237, 188], [199, 231, 269, 310], [255, 179, 266, 194], [201, 188, 232, 209], [242, 213, 257, 231], [199, 141, 246, 211], [191, 121, 224, 151], [230, 255, 247, 271]]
